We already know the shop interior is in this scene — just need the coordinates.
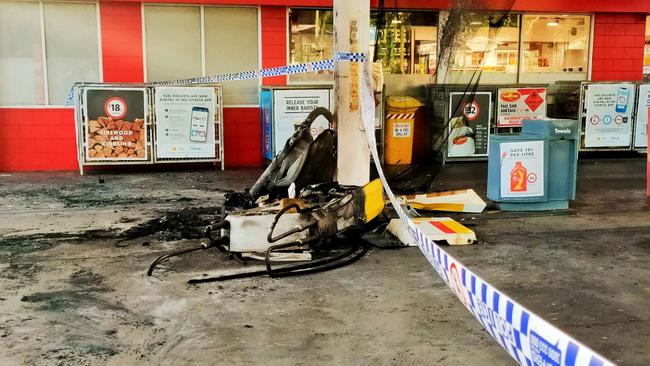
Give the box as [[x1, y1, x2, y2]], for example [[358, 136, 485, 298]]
[[289, 9, 438, 84]]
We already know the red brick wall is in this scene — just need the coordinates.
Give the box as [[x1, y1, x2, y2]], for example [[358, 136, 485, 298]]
[[261, 6, 287, 86], [591, 13, 646, 81], [0, 109, 77, 171], [100, 2, 144, 82], [223, 108, 262, 167]]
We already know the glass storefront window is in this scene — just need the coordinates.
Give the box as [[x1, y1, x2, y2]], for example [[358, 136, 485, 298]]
[[289, 9, 334, 83], [0, 1, 45, 105], [371, 12, 438, 75], [446, 13, 520, 84], [204, 7, 259, 105], [44, 2, 100, 105], [290, 9, 594, 87], [289, 9, 438, 83], [145, 5, 260, 104], [520, 15, 591, 83], [144, 5, 202, 82], [0, 1, 101, 105]]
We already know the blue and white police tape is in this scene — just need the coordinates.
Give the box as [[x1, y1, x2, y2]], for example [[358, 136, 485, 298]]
[[64, 51, 616, 365], [64, 52, 366, 106], [357, 63, 615, 366]]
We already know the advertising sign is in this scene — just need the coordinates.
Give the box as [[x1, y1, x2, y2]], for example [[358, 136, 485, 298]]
[[273, 89, 331, 155], [84, 88, 148, 161], [497, 87, 547, 127], [448, 92, 492, 158], [584, 83, 635, 148], [500, 140, 545, 198], [154, 87, 216, 159], [634, 84, 650, 149], [261, 90, 273, 159]]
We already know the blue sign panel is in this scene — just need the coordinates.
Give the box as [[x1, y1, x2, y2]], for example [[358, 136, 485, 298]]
[[260, 90, 273, 160]]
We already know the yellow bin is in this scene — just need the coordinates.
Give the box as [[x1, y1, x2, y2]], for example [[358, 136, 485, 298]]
[[385, 96, 422, 165]]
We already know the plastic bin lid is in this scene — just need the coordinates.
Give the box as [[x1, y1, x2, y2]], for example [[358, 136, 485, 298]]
[[386, 96, 423, 110]]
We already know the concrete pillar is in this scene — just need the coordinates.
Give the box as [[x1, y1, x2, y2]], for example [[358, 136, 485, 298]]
[[334, 0, 371, 186]]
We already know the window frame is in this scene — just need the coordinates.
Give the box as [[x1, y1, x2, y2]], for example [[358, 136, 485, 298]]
[[0, 0, 102, 108], [518, 13, 594, 84], [285, 8, 595, 86], [286, 7, 441, 85], [286, 7, 333, 86], [142, 3, 262, 107], [442, 11, 594, 85], [445, 12, 521, 83]]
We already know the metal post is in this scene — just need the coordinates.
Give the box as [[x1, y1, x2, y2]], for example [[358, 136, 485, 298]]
[[334, 0, 371, 186]]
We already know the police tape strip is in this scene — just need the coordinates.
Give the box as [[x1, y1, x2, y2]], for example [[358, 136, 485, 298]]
[[66, 50, 615, 365], [357, 60, 615, 366], [64, 52, 365, 106]]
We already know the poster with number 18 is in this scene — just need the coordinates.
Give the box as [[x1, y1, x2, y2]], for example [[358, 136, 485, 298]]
[[83, 88, 149, 161]]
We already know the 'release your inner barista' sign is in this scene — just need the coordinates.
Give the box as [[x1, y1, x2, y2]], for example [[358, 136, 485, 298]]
[[272, 89, 332, 155]]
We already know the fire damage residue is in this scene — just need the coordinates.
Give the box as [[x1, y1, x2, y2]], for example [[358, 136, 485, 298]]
[[120, 206, 223, 241], [0, 207, 225, 255], [68, 268, 108, 289], [20, 268, 114, 312]]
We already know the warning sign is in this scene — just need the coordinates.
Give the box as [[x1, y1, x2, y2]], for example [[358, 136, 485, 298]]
[[393, 122, 411, 138], [524, 90, 544, 112], [497, 87, 547, 127]]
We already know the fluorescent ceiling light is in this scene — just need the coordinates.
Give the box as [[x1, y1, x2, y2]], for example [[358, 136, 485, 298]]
[[547, 19, 560, 26]]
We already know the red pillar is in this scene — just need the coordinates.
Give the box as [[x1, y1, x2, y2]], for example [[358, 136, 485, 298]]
[[260, 6, 287, 86], [99, 2, 144, 82]]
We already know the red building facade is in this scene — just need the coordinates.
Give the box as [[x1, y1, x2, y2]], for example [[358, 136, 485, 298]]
[[1, 0, 649, 171]]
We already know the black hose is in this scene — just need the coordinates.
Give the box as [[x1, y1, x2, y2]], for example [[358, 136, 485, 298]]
[[267, 203, 315, 243], [188, 245, 360, 284], [264, 236, 320, 274], [147, 243, 207, 276], [204, 219, 230, 237], [271, 245, 368, 278], [147, 230, 229, 276], [187, 239, 369, 284]]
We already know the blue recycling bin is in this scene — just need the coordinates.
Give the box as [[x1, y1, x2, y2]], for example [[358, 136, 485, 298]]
[[487, 119, 579, 211]]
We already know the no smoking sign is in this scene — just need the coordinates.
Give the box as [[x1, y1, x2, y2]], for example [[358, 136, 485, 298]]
[[104, 97, 127, 119]]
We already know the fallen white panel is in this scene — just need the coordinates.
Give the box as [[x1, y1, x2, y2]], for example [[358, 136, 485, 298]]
[[227, 213, 309, 253], [387, 217, 476, 246], [401, 189, 486, 213]]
